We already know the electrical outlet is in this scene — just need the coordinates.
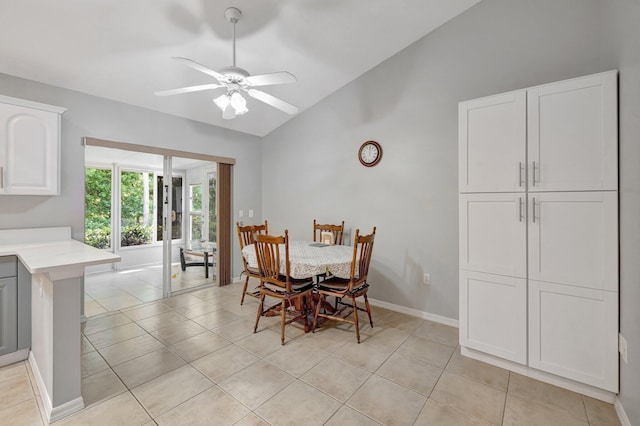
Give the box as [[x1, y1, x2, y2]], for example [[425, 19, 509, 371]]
[[249, 209, 254, 218], [620, 333, 628, 364], [239, 210, 244, 218], [423, 273, 431, 285]]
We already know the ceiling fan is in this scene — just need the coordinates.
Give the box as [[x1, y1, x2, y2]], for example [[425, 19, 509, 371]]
[[155, 7, 298, 120]]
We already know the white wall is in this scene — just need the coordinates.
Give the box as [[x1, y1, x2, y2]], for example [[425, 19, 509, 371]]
[[0, 73, 262, 279], [262, 0, 640, 422]]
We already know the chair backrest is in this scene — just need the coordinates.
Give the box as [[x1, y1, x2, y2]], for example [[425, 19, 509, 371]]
[[253, 230, 292, 291], [348, 227, 376, 290], [237, 221, 268, 272], [313, 219, 345, 245], [236, 220, 268, 249]]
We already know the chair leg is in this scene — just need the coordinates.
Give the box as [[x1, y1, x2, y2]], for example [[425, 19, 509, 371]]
[[302, 295, 309, 333], [363, 293, 373, 328], [280, 299, 286, 345], [240, 275, 250, 305], [254, 294, 265, 333], [312, 294, 323, 333], [352, 297, 361, 344]]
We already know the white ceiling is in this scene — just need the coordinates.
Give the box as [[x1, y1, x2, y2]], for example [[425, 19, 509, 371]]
[[0, 0, 480, 137]]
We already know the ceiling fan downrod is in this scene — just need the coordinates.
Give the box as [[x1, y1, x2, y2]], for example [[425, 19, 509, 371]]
[[224, 7, 242, 68]]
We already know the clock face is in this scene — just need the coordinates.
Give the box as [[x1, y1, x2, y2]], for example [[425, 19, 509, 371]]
[[359, 141, 382, 167]]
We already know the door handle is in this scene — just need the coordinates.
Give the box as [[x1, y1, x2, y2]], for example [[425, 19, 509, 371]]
[[0, 166, 3, 189], [519, 197, 523, 222], [518, 162, 524, 187]]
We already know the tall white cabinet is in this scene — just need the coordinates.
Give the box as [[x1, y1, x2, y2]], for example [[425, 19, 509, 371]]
[[459, 70, 618, 394], [0, 95, 66, 195]]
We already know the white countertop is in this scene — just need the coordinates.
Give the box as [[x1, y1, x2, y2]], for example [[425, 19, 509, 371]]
[[0, 240, 120, 274], [0, 227, 120, 277]]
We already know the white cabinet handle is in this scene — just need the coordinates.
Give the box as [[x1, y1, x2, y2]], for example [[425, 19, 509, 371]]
[[518, 162, 524, 187], [519, 197, 524, 222], [532, 197, 537, 223]]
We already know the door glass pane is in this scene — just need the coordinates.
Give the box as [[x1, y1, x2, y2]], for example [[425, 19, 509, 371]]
[[190, 215, 203, 240], [208, 171, 217, 243], [190, 184, 202, 211], [85, 167, 112, 249], [156, 175, 183, 241], [120, 171, 154, 247]]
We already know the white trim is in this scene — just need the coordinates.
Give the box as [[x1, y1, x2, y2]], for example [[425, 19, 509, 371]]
[[49, 397, 84, 423], [461, 345, 617, 403], [615, 397, 631, 426], [0, 95, 67, 114], [29, 352, 52, 422], [0, 348, 29, 368], [29, 352, 84, 423], [367, 297, 459, 328]]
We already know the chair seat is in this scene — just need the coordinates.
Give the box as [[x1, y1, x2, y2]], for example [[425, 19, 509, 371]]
[[263, 278, 314, 295], [246, 266, 261, 276], [317, 277, 368, 294]]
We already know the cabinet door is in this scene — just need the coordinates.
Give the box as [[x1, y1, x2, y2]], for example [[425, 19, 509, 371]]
[[460, 270, 527, 364], [0, 102, 60, 195], [529, 281, 618, 392], [528, 192, 618, 291], [460, 193, 527, 278], [527, 71, 617, 192], [459, 90, 526, 193], [0, 277, 17, 357]]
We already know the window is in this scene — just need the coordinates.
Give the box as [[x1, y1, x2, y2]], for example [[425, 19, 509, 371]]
[[85, 165, 186, 249], [85, 167, 112, 249], [189, 184, 203, 241], [120, 170, 154, 246]]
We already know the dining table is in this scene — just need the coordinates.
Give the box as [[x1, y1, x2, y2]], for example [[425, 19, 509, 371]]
[[241, 240, 358, 280]]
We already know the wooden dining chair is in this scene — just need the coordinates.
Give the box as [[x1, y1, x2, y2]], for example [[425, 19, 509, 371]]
[[313, 219, 345, 245], [253, 230, 314, 345], [236, 220, 268, 305], [312, 227, 376, 343]]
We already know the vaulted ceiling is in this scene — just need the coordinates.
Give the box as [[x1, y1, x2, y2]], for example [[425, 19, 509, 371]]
[[0, 0, 481, 137]]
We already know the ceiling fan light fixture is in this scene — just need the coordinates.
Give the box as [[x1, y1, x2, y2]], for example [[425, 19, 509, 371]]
[[222, 104, 236, 120], [230, 92, 248, 115], [213, 93, 230, 111]]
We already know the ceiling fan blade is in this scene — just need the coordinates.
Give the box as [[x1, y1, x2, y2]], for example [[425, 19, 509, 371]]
[[246, 89, 298, 115], [154, 84, 225, 97], [245, 71, 297, 87], [172, 57, 228, 82]]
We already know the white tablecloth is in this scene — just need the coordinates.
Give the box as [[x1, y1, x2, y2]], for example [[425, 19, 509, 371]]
[[242, 240, 356, 279]]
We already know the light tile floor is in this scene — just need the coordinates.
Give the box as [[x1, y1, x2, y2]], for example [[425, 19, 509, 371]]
[[0, 278, 622, 426], [84, 263, 215, 317]]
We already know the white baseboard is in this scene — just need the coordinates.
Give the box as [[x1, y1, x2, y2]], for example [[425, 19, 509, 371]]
[[0, 348, 29, 368], [461, 346, 617, 403], [367, 298, 459, 328], [615, 397, 631, 426], [29, 352, 85, 423]]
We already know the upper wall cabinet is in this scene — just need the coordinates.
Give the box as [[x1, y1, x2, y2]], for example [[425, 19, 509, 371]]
[[0, 95, 66, 196], [528, 72, 617, 191], [459, 71, 617, 193], [459, 91, 526, 193]]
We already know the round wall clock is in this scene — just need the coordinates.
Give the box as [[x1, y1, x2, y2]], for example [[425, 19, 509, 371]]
[[358, 140, 382, 167]]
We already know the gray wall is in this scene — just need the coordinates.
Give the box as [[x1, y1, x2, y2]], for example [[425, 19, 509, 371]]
[[0, 73, 262, 278], [262, 0, 639, 421]]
